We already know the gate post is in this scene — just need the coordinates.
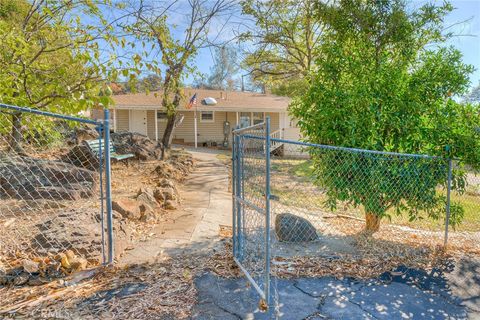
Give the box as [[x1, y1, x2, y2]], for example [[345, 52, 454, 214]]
[[232, 131, 237, 257], [236, 133, 243, 260], [104, 109, 114, 264], [264, 117, 272, 305]]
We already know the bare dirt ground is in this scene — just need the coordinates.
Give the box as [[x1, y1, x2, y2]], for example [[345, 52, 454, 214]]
[[0, 147, 234, 319], [1, 146, 479, 319]]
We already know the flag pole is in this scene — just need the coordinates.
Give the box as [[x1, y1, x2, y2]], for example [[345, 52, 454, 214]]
[[194, 104, 198, 149]]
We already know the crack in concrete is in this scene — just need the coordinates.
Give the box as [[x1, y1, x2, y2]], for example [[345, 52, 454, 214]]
[[341, 284, 381, 320], [209, 301, 243, 320], [345, 298, 380, 320], [291, 281, 381, 320], [302, 311, 330, 320], [292, 281, 324, 298]]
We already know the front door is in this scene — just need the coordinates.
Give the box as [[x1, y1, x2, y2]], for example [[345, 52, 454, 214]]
[[130, 110, 147, 135]]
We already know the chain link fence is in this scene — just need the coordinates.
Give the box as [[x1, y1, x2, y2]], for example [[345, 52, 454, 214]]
[[232, 121, 271, 304], [232, 118, 480, 314], [0, 104, 113, 286]]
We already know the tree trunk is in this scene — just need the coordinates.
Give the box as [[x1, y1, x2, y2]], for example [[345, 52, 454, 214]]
[[161, 113, 176, 159], [364, 212, 381, 233], [9, 112, 25, 154], [160, 87, 181, 159]]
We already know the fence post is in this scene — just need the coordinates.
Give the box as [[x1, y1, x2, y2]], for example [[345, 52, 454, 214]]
[[232, 131, 237, 258], [96, 124, 106, 264], [236, 133, 243, 260], [444, 157, 453, 247], [104, 109, 114, 264], [264, 117, 272, 305]]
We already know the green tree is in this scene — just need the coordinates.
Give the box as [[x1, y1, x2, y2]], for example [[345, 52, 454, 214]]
[[124, 0, 235, 157], [241, 0, 322, 96], [207, 45, 239, 90], [290, 0, 480, 232], [124, 74, 163, 93], [0, 0, 133, 152]]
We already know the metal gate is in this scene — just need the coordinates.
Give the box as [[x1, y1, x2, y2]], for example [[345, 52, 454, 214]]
[[232, 117, 272, 305]]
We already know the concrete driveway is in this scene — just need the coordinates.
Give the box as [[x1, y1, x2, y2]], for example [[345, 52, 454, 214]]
[[192, 257, 480, 319]]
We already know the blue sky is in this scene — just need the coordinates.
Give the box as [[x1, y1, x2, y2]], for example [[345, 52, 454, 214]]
[[189, 0, 480, 89], [104, 0, 479, 90], [442, 0, 480, 87]]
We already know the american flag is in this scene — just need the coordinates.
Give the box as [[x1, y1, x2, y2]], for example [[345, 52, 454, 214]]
[[187, 93, 197, 109]]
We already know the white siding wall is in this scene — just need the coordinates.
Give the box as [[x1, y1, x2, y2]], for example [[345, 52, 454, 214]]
[[167, 111, 234, 144], [266, 112, 279, 131], [115, 109, 285, 147], [116, 109, 129, 132]]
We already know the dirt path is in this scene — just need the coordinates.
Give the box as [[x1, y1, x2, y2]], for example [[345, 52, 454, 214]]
[[119, 148, 232, 265]]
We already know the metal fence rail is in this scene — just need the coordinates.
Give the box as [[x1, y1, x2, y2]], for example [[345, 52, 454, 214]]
[[232, 118, 480, 313], [0, 104, 113, 285]]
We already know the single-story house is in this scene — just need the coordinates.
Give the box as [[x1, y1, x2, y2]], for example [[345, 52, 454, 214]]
[[92, 88, 301, 149]]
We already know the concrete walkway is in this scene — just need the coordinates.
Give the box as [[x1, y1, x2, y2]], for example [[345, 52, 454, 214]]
[[120, 147, 232, 264]]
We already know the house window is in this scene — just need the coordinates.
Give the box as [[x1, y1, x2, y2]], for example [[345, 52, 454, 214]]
[[157, 111, 168, 122], [240, 112, 251, 128], [200, 111, 214, 122], [253, 112, 264, 125]]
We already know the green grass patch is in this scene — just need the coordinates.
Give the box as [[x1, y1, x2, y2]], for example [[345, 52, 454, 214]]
[[268, 157, 480, 232]]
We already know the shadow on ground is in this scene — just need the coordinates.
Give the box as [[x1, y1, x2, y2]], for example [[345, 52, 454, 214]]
[[191, 255, 480, 320]]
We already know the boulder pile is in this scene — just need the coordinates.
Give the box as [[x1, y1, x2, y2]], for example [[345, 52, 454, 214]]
[[1, 250, 90, 286], [63, 143, 100, 171], [0, 156, 97, 201], [113, 181, 180, 223], [0, 207, 132, 286], [152, 150, 195, 181], [111, 132, 162, 160]]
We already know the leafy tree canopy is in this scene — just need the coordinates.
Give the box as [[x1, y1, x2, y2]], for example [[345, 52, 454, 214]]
[[290, 0, 480, 232], [241, 0, 321, 96], [0, 0, 139, 150]]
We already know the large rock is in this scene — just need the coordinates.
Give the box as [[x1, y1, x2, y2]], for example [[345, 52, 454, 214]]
[[153, 188, 165, 203], [275, 213, 318, 242], [111, 132, 162, 160], [32, 208, 132, 262], [136, 187, 161, 218], [112, 198, 141, 220], [62, 143, 99, 171], [136, 187, 160, 206], [162, 187, 176, 201], [158, 178, 176, 190], [0, 155, 97, 201], [164, 200, 177, 210], [74, 127, 99, 144]]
